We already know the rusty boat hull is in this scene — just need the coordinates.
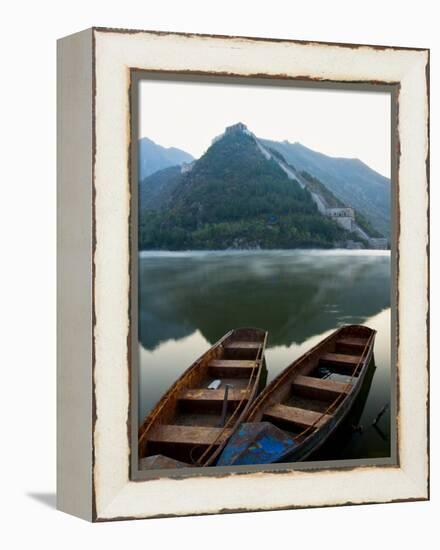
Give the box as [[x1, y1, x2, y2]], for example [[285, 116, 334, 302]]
[[217, 325, 376, 466]]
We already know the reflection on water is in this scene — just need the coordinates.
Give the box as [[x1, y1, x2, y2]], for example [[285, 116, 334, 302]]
[[139, 250, 391, 460]]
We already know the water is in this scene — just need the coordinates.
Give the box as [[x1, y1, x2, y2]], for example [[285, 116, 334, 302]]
[[138, 249, 391, 461]]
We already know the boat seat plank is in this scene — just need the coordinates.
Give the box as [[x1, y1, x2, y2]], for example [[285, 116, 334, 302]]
[[264, 404, 332, 429], [337, 337, 366, 347], [148, 425, 232, 446], [178, 388, 250, 403], [224, 341, 260, 350], [292, 374, 352, 400], [208, 359, 258, 378], [320, 353, 360, 365], [209, 360, 257, 369]]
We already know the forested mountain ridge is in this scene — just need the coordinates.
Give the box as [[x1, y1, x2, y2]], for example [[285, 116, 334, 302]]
[[138, 125, 371, 250], [260, 139, 391, 237]]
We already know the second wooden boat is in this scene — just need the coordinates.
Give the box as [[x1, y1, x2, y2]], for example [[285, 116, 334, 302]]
[[216, 325, 376, 466], [138, 327, 268, 469]]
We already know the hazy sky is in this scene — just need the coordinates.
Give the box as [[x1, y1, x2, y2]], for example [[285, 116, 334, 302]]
[[139, 79, 391, 178]]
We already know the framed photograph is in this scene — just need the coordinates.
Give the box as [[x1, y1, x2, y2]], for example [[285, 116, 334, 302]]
[[57, 27, 429, 521]]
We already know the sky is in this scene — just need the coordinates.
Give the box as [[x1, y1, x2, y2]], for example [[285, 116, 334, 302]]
[[139, 78, 391, 178]]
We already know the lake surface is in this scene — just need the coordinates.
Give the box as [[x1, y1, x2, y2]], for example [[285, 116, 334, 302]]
[[138, 249, 392, 461]]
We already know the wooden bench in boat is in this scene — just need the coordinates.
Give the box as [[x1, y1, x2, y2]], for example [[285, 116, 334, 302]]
[[336, 337, 366, 354], [292, 374, 352, 400], [337, 337, 366, 348], [224, 341, 261, 350], [320, 352, 361, 373], [148, 424, 233, 447], [264, 404, 332, 430], [223, 340, 261, 359], [178, 388, 250, 401], [177, 388, 250, 410], [208, 359, 257, 377]]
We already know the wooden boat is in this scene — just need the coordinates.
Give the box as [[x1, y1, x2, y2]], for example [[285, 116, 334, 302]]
[[216, 325, 376, 466], [138, 328, 268, 469]]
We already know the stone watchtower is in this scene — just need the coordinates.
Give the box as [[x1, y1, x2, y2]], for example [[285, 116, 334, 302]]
[[225, 122, 250, 134]]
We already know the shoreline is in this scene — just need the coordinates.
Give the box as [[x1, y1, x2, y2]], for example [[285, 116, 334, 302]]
[[139, 248, 391, 257]]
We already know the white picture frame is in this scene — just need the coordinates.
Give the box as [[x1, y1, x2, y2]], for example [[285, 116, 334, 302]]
[[57, 27, 429, 521]]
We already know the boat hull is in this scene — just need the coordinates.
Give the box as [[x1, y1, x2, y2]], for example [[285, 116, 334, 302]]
[[138, 327, 268, 468], [217, 325, 376, 466], [279, 336, 375, 462]]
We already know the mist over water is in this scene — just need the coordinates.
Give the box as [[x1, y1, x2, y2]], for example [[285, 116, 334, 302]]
[[139, 249, 391, 460]]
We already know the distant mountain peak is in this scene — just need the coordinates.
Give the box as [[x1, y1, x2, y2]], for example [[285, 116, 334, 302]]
[[138, 137, 194, 180]]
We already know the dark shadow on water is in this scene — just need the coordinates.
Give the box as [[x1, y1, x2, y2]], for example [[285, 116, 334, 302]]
[[139, 251, 391, 351], [27, 492, 57, 509]]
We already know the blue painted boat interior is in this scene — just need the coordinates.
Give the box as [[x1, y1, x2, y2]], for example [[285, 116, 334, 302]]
[[216, 422, 298, 466]]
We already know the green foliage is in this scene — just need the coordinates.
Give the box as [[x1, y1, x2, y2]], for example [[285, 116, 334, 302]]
[[299, 171, 384, 238], [300, 171, 345, 208], [261, 138, 391, 238], [139, 165, 182, 210], [139, 131, 355, 250], [140, 211, 350, 250], [354, 210, 384, 238], [266, 146, 288, 163]]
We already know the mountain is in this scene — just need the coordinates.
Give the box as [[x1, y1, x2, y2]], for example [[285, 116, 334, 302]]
[[138, 137, 194, 179], [260, 139, 391, 237], [140, 165, 183, 211], [139, 124, 362, 250]]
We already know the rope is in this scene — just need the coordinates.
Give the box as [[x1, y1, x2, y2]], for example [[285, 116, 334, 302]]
[[189, 345, 263, 466], [194, 339, 265, 466], [194, 341, 263, 466]]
